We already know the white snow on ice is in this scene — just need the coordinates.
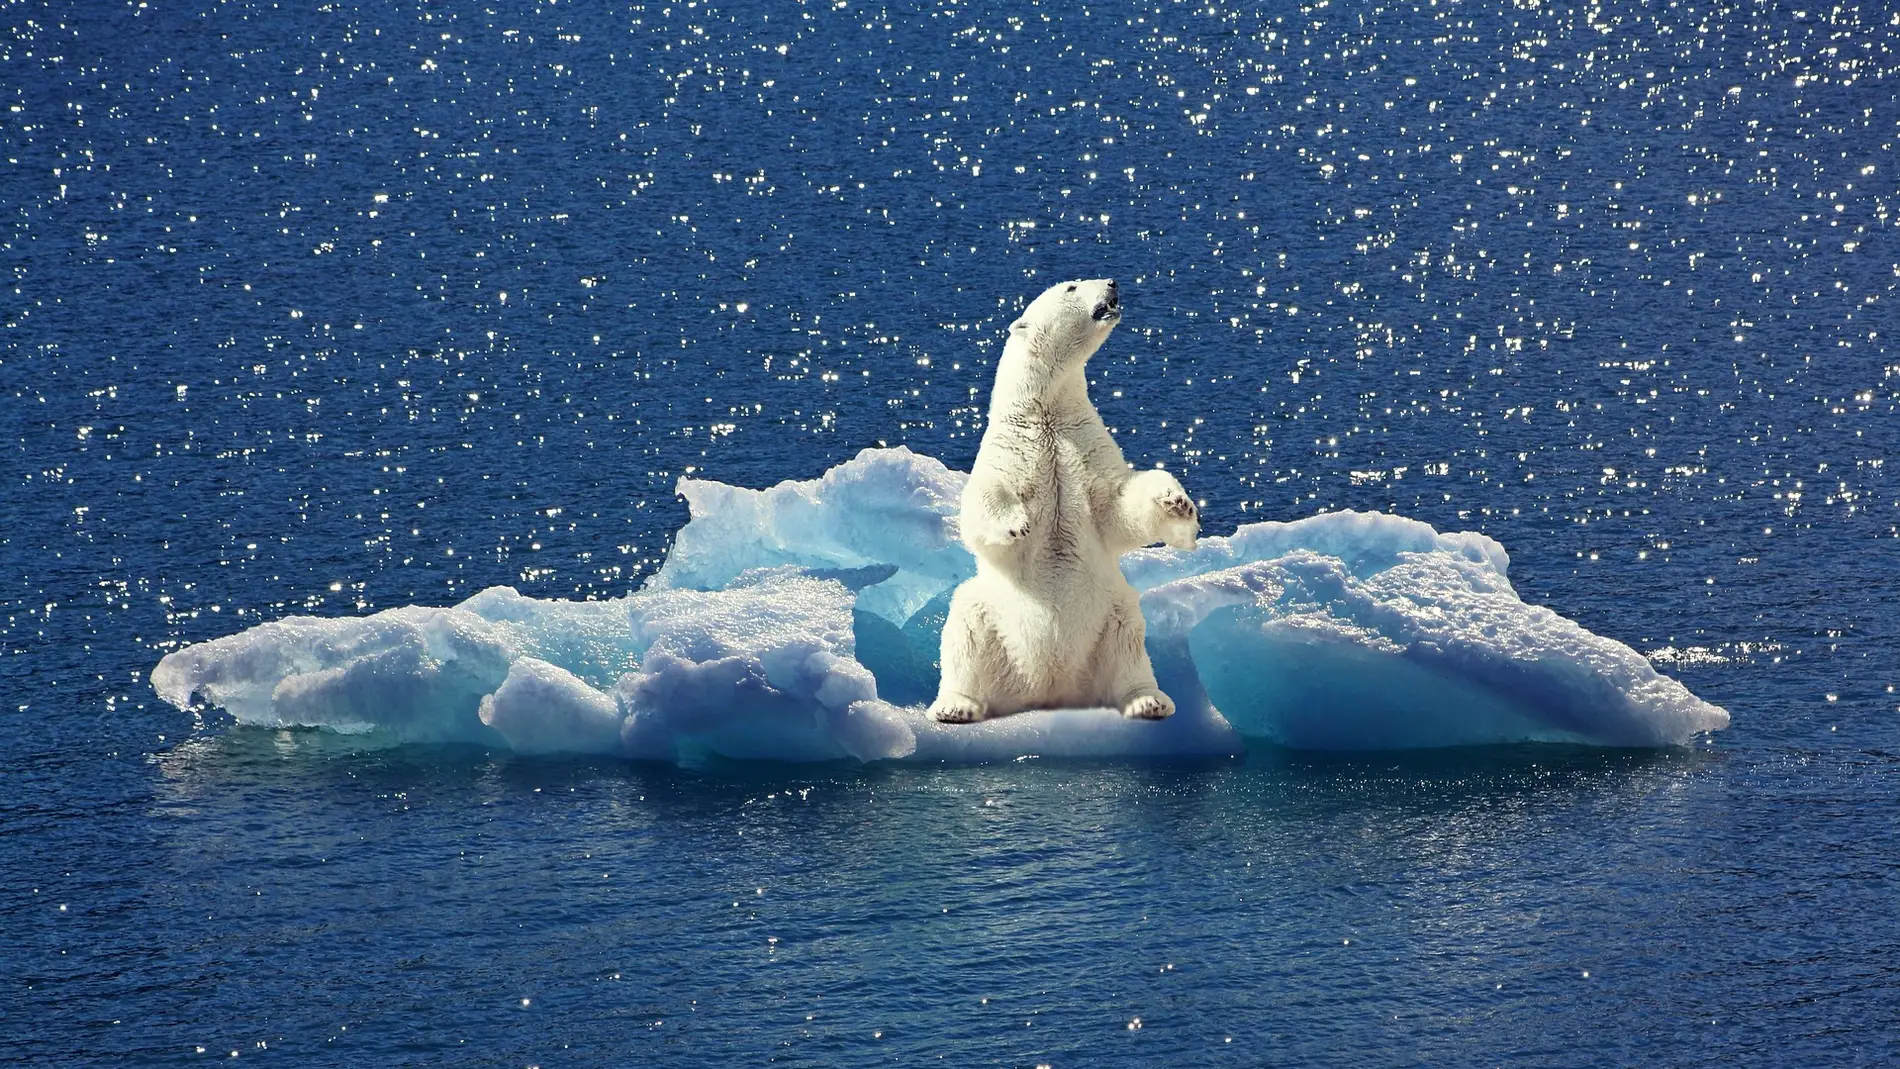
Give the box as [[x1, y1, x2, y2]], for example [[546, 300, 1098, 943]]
[[151, 447, 1730, 762]]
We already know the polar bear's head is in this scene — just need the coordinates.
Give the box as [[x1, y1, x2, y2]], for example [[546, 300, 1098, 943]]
[[1004, 278, 1121, 372]]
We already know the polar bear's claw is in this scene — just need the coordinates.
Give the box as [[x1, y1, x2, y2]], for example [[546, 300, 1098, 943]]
[[930, 696, 988, 724], [1121, 692, 1175, 720]]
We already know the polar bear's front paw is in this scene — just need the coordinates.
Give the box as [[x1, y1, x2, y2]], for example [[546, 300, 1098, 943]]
[[930, 694, 988, 724], [1156, 486, 1196, 523], [1154, 485, 1199, 551], [1121, 691, 1176, 720], [999, 504, 1031, 541], [974, 506, 1030, 548]]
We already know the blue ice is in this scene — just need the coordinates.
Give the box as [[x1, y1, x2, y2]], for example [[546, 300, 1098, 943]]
[[151, 448, 1730, 761]]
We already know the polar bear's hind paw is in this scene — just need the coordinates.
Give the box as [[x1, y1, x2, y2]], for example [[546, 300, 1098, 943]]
[[1121, 692, 1175, 720], [930, 695, 989, 724]]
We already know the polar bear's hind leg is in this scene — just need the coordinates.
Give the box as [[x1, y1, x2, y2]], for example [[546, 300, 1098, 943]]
[[1088, 593, 1175, 720], [929, 586, 1008, 723]]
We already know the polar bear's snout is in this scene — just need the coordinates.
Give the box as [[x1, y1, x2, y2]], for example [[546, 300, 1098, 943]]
[[1091, 279, 1121, 322]]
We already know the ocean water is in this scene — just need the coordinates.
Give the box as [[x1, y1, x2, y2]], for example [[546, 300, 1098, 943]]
[[4, 0, 1898, 1063]]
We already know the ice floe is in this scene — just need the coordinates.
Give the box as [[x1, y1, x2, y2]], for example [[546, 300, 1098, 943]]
[[152, 448, 1730, 761]]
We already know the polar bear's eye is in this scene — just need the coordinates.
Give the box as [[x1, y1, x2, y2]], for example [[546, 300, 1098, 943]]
[[1066, 285, 1077, 293]]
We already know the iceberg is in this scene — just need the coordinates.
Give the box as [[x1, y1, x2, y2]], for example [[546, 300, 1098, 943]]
[[151, 447, 1729, 762]]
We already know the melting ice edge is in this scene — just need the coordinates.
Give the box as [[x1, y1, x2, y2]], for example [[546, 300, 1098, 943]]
[[152, 448, 1730, 763]]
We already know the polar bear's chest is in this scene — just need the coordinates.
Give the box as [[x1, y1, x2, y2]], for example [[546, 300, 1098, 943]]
[[1047, 435, 1093, 509], [992, 422, 1103, 556]]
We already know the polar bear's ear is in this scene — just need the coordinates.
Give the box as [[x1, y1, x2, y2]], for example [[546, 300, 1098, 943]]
[[1009, 317, 1029, 334]]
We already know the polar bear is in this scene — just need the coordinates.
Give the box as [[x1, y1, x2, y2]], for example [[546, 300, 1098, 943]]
[[929, 278, 1199, 724]]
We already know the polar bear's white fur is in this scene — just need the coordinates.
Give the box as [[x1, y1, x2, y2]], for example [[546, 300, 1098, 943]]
[[929, 279, 1199, 724]]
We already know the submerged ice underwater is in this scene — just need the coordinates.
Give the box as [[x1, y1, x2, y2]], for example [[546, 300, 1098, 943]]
[[153, 447, 1730, 762]]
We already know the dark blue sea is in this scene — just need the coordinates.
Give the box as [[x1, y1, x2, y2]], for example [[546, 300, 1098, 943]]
[[5, 0, 1898, 1063]]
